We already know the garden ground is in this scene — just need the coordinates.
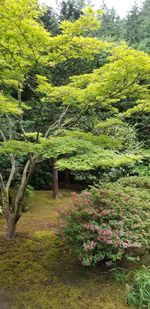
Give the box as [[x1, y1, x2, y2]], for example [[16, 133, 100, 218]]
[[0, 190, 135, 309]]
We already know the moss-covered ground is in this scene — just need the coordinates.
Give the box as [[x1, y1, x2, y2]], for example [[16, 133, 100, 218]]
[[0, 190, 135, 309]]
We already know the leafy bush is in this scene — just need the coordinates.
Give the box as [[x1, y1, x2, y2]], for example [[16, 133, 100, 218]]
[[118, 176, 150, 189], [65, 183, 150, 266], [127, 266, 150, 309], [133, 163, 150, 177], [94, 120, 141, 151]]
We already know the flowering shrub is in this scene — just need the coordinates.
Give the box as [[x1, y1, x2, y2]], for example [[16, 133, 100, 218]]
[[65, 183, 150, 266]]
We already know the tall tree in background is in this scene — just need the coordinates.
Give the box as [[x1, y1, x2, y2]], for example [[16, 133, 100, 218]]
[[59, 0, 85, 21], [122, 0, 150, 147], [124, 2, 140, 48], [97, 1, 123, 41], [138, 0, 150, 52], [124, 0, 150, 52], [40, 5, 58, 34]]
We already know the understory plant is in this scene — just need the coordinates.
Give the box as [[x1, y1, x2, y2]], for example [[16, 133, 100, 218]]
[[65, 182, 150, 266], [126, 266, 150, 309], [118, 176, 150, 189]]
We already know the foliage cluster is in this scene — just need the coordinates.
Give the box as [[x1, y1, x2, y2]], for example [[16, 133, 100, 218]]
[[118, 176, 150, 189]]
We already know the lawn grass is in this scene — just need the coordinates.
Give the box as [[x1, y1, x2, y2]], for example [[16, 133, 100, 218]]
[[0, 190, 135, 309]]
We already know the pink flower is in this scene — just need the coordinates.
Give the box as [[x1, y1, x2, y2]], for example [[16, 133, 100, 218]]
[[101, 209, 109, 216], [111, 210, 117, 216], [72, 192, 78, 196], [95, 225, 100, 232], [103, 229, 112, 237], [103, 237, 108, 242], [98, 229, 113, 237], [83, 241, 96, 251], [83, 191, 91, 196], [107, 240, 113, 244]]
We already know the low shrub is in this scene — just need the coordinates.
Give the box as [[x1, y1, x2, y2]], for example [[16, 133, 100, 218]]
[[118, 176, 150, 189], [126, 266, 150, 308], [65, 183, 150, 266], [133, 163, 150, 177]]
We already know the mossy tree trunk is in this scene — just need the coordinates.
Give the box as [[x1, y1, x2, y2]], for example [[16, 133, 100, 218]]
[[2, 188, 18, 240], [1, 158, 36, 240], [5, 213, 19, 240]]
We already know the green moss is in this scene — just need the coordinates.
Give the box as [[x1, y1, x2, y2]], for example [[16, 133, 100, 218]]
[[33, 230, 55, 239], [0, 190, 135, 309]]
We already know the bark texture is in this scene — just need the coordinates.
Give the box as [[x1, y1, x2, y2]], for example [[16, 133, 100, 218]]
[[51, 158, 59, 199]]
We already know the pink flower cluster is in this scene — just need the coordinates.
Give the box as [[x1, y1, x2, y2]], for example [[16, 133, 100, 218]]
[[72, 191, 92, 207], [97, 228, 114, 244], [83, 223, 100, 232], [100, 229, 113, 237], [97, 230, 141, 249], [83, 241, 96, 251], [83, 191, 92, 196], [100, 209, 117, 216], [121, 240, 141, 248]]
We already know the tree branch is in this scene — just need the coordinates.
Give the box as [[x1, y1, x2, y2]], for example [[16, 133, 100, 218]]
[[0, 129, 6, 142], [45, 104, 70, 138], [6, 155, 16, 190], [0, 173, 5, 209], [14, 157, 36, 215]]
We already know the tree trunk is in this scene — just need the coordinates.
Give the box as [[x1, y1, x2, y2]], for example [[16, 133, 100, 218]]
[[50, 103, 59, 199], [4, 193, 19, 240], [5, 214, 17, 240], [51, 158, 59, 199], [3, 159, 35, 240], [1, 188, 16, 240]]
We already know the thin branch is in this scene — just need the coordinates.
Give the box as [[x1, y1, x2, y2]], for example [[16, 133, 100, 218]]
[[0, 129, 6, 142], [0, 173, 4, 190], [6, 155, 16, 190], [17, 84, 28, 141], [0, 173, 5, 209], [14, 160, 30, 214], [45, 104, 70, 138], [60, 104, 90, 129], [14, 156, 36, 215]]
